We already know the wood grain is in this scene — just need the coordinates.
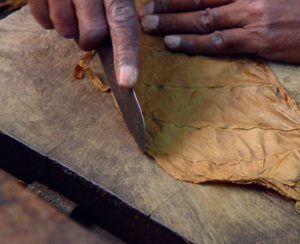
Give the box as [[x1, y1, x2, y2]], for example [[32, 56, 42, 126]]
[[0, 7, 300, 244]]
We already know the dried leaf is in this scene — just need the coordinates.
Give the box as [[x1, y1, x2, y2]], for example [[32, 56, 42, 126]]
[[74, 64, 85, 79], [85, 67, 110, 92], [74, 51, 110, 92]]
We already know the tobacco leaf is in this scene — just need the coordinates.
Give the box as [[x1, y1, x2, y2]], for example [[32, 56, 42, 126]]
[[74, 51, 110, 93], [134, 0, 300, 208]]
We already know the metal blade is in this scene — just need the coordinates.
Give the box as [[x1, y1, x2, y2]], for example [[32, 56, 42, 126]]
[[98, 41, 145, 152]]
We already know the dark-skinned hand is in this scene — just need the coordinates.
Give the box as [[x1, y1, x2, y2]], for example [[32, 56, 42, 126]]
[[139, 0, 300, 63], [28, 0, 140, 88]]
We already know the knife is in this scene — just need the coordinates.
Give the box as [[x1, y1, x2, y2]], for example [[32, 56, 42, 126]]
[[98, 41, 146, 152]]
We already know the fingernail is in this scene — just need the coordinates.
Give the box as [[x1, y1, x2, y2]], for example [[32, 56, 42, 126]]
[[138, 1, 154, 17], [141, 15, 159, 32], [118, 65, 138, 88], [164, 36, 181, 49]]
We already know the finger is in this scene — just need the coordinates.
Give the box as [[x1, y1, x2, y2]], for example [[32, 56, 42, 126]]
[[164, 29, 259, 54], [141, 5, 245, 35], [48, 0, 78, 38], [138, 0, 233, 17], [260, 50, 300, 64], [28, 0, 53, 29], [73, 0, 108, 51], [104, 0, 140, 88]]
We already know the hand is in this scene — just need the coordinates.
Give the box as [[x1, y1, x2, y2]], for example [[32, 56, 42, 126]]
[[28, 0, 140, 87], [139, 0, 300, 63]]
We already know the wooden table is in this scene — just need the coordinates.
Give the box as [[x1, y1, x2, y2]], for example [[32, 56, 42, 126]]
[[0, 169, 124, 244], [0, 6, 300, 244]]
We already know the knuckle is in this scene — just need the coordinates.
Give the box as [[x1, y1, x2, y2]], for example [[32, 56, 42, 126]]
[[80, 24, 108, 50], [196, 8, 215, 33], [245, 24, 275, 54], [210, 31, 229, 51], [50, 10, 75, 36], [57, 27, 77, 39], [40, 21, 54, 30], [49, 8, 67, 24], [82, 24, 108, 42], [248, 1, 267, 18], [79, 41, 97, 51], [248, 26, 272, 48], [106, 0, 137, 24]]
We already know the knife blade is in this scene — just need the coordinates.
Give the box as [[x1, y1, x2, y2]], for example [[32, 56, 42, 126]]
[[98, 41, 145, 152]]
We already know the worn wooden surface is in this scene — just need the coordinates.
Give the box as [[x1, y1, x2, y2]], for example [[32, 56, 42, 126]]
[[0, 169, 122, 244], [0, 7, 300, 244]]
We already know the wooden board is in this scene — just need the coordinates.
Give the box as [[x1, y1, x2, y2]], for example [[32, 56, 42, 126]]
[[0, 169, 121, 244], [0, 7, 300, 244]]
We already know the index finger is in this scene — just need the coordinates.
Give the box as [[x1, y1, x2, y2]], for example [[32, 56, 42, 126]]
[[104, 0, 140, 88]]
